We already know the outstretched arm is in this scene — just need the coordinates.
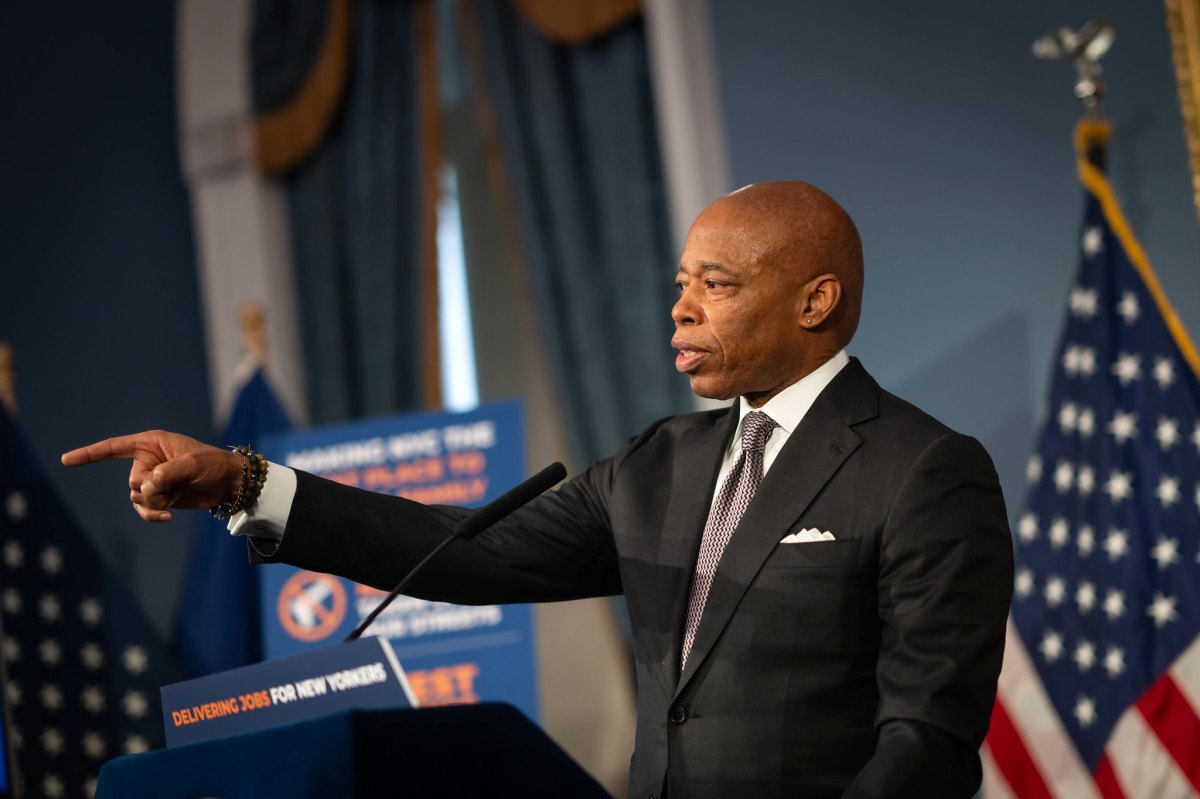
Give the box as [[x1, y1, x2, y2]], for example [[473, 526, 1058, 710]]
[[61, 430, 244, 522]]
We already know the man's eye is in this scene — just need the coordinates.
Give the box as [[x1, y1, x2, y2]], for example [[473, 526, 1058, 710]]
[[705, 279, 722, 290], [674, 281, 685, 293]]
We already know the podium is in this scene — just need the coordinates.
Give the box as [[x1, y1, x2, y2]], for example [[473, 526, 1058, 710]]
[[95, 704, 610, 798]]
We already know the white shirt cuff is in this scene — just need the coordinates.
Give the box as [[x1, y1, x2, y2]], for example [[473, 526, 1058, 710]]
[[227, 463, 296, 543]]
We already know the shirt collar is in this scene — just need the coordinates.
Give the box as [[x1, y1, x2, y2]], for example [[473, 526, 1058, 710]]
[[734, 349, 851, 437]]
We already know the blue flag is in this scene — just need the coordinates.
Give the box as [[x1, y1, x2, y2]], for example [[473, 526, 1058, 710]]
[[171, 368, 291, 677], [0, 403, 180, 797], [986, 121, 1200, 795]]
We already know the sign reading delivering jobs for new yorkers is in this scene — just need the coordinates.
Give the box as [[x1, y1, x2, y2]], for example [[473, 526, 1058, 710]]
[[258, 400, 539, 722]]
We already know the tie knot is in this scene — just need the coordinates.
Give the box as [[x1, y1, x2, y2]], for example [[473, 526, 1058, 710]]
[[740, 411, 777, 454]]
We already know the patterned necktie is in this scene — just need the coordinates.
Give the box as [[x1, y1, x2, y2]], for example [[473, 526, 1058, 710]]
[[680, 410, 778, 670]]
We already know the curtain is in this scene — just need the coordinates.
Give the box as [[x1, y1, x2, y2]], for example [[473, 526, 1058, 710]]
[[465, 0, 691, 467], [252, 0, 432, 424]]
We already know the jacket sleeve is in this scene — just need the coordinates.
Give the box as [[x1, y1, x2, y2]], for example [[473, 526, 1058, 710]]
[[843, 433, 1013, 798], [250, 458, 626, 605]]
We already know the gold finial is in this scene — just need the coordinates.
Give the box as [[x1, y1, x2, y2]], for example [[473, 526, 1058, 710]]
[[239, 304, 268, 367], [0, 343, 15, 417]]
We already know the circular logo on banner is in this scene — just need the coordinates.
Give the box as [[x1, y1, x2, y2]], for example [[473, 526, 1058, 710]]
[[277, 570, 348, 642]]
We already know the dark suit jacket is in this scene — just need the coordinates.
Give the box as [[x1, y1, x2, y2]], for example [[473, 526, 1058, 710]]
[[254, 359, 1013, 798]]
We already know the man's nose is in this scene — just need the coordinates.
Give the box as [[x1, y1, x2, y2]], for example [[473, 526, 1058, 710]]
[[671, 287, 701, 326]]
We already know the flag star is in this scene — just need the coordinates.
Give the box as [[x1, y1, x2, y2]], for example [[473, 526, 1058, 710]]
[[1151, 536, 1181, 570], [80, 643, 104, 670], [1026, 455, 1043, 484], [1082, 227, 1105, 256], [1107, 410, 1138, 444], [1156, 476, 1181, 508], [122, 645, 148, 675], [1196, 482, 1200, 513], [1074, 640, 1097, 672], [1044, 575, 1067, 607], [1049, 517, 1070, 548], [123, 690, 149, 719], [5, 681, 19, 706], [1074, 695, 1098, 728], [1156, 417, 1180, 450], [1018, 513, 1039, 543], [1040, 630, 1065, 663], [1076, 581, 1097, 613], [1103, 588, 1126, 620], [1077, 407, 1096, 437], [2, 540, 22, 569], [1104, 528, 1130, 561], [40, 546, 62, 575], [85, 777, 98, 798], [1077, 466, 1096, 496], [1117, 291, 1141, 325], [81, 686, 105, 714], [41, 727, 64, 755], [1053, 461, 1075, 494], [1015, 568, 1035, 598], [4, 491, 27, 522], [38, 594, 60, 622], [79, 597, 103, 625], [40, 684, 62, 711], [1062, 346, 1098, 377], [1147, 592, 1179, 627], [1069, 286, 1100, 318], [1058, 402, 1079, 433], [1111, 352, 1143, 386], [39, 638, 61, 666], [41, 774, 64, 799], [2, 588, 21, 615], [1193, 421, 1200, 453], [1152, 356, 1175, 389], [82, 732, 106, 759], [1104, 645, 1126, 678], [1104, 470, 1134, 503], [1077, 525, 1096, 556], [3, 637, 18, 662], [124, 735, 149, 755]]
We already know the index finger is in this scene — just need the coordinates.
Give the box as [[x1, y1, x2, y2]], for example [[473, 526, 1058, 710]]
[[61, 434, 150, 467]]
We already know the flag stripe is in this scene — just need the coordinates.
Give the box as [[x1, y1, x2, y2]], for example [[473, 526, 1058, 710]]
[[1094, 755, 1128, 799], [1105, 707, 1194, 799], [981, 742, 1019, 799], [1134, 674, 1200, 792], [987, 697, 1055, 799]]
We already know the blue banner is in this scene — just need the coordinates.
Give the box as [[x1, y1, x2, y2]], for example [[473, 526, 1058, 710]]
[[258, 400, 539, 722]]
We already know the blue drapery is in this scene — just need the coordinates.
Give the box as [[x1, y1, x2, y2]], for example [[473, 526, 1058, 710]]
[[468, 0, 692, 467], [253, 0, 425, 424]]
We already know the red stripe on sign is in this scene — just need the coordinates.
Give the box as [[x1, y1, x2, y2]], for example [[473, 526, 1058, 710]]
[[1093, 754, 1126, 799], [986, 698, 1054, 799], [1136, 674, 1200, 792]]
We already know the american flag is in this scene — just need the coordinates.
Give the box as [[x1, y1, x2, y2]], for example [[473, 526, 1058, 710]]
[[0, 405, 179, 798], [983, 121, 1200, 797]]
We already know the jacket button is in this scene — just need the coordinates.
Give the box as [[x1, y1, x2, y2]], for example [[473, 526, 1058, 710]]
[[668, 705, 687, 724]]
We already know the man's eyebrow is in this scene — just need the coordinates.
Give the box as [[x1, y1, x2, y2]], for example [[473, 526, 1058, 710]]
[[675, 261, 740, 277]]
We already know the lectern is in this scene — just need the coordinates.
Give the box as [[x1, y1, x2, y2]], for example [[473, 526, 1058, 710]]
[[95, 704, 609, 798]]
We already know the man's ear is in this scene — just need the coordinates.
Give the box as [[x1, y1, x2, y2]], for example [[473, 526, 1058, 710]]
[[799, 273, 842, 328]]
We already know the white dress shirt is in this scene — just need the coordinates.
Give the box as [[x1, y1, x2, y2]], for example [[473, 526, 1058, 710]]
[[230, 350, 851, 542]]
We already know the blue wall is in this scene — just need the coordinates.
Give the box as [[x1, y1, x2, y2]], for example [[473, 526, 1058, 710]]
[[708, 0, 1200, 519], [0, 2, 212, 632]]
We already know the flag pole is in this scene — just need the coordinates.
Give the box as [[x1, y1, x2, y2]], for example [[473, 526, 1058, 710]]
[[239, 303, 268, 368], [0, 342, 14, 417]]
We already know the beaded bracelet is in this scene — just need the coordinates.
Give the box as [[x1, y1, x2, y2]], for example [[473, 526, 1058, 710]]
[[210, 446, 270, 521]]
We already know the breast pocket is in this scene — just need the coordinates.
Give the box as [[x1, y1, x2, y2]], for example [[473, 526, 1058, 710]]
[[763, 538, 860, 569]]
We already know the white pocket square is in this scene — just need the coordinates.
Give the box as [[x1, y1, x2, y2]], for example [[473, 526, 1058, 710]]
[[780, 528, 836, 544]]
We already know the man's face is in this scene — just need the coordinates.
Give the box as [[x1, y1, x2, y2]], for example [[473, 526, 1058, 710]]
[[671, 203, 809, 404]]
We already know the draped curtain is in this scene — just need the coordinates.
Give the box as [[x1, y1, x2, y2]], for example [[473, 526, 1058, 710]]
[[465, 0, 691, 467], [251, 0, 435, 424]]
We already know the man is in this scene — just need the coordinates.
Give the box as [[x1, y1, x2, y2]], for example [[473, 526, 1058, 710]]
[[65, 182, 1013, 797]]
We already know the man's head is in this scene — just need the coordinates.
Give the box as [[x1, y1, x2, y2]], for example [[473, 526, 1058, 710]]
[[672, 181, 864, 407]]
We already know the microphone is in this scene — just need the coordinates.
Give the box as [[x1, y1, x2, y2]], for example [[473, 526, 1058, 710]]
[[344, 461, 567, 642]]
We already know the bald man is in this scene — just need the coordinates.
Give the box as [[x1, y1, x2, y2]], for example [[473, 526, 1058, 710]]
[[66, 182, 1013, 798]]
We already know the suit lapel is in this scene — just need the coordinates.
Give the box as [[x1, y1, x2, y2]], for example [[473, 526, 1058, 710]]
[[673, 360, 879, 699], [653, 405, 737, 696]]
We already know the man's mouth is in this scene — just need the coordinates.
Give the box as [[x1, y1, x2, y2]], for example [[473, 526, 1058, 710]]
[[673, 346, 710, 373]]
